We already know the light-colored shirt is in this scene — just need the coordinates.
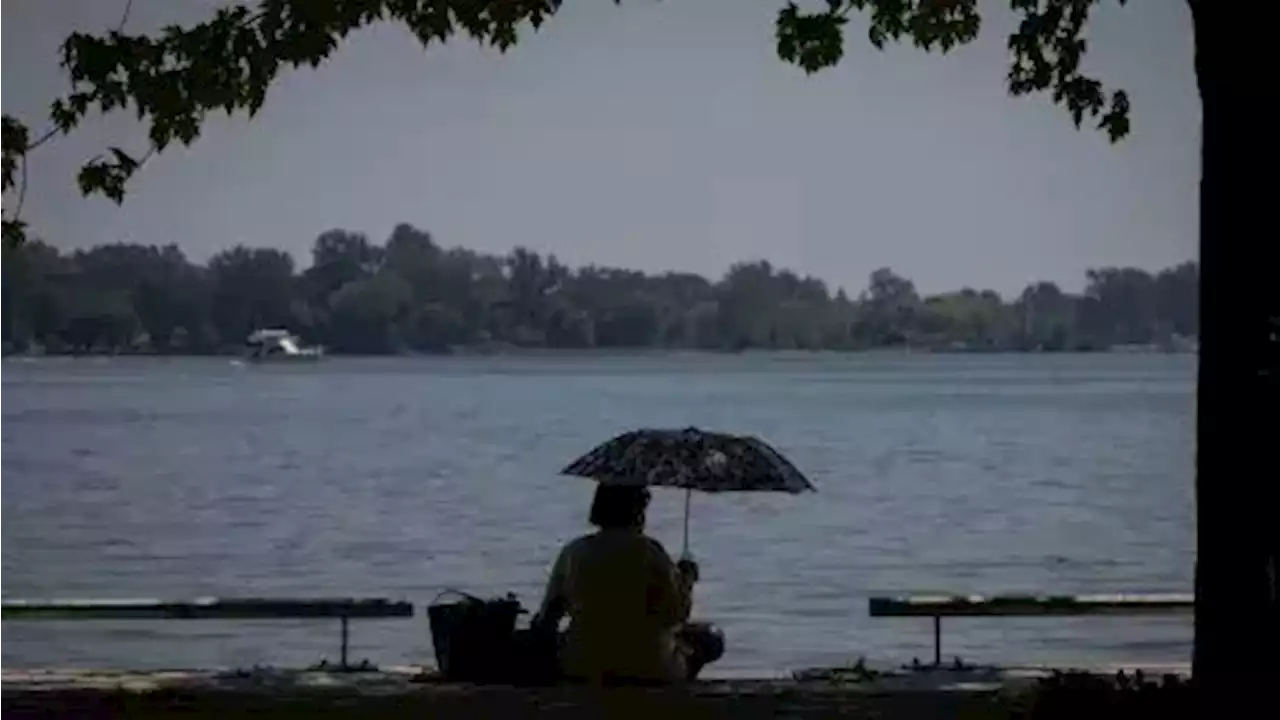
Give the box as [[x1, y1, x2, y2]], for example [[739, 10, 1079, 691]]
[[538, 529, 692, 682]]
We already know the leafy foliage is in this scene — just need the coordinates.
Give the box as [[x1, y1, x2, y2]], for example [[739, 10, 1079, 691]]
[[3, 223, 1197, 356], [776, 0, 1129, 139], [1, 0, 1130, 246]]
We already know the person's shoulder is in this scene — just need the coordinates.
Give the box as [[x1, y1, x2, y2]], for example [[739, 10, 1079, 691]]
[[641, 535, 674, 560], [561, 532, 605, 556]]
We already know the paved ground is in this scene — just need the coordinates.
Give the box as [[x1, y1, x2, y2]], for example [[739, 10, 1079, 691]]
[[0, 671, 996, 719], [1, 663, 1190, 719]]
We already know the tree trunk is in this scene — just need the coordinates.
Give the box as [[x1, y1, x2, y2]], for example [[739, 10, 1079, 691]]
[[1189, 0, 1278, 700]]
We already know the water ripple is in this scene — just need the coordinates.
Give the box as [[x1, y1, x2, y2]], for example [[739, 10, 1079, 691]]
[[2, 354, 1194, 671]]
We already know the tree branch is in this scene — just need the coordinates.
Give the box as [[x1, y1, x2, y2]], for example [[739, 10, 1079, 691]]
[[2, 0, 141, 247], [24, 127, 60, 154], [15, 147, 29, 221], [18, 0, 132, 157]]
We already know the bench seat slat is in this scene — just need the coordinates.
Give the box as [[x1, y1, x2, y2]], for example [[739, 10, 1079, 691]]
[[869, 593, 1193, 617], [1, 598, 414, 620]]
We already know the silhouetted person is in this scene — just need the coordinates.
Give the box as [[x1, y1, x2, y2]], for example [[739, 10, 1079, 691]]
[[532, 484, 725, 684]]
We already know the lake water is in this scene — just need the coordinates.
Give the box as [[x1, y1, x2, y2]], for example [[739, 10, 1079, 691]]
[[1, 353, 1195, 673]]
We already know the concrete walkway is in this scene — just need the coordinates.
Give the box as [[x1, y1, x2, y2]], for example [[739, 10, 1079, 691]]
[[1, 663, 1189, 719]]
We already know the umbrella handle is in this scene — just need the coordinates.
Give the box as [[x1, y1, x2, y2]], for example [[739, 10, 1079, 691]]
[[681, 487, 692, 559]]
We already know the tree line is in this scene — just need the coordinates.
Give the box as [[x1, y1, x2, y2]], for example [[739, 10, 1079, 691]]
[[2, 223, 1198, 356]]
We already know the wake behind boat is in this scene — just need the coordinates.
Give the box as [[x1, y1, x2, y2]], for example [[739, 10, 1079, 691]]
[[244, 329, 323, 362]]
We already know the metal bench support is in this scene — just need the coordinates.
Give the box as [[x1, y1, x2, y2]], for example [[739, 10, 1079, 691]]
[[1, 597, 414, 672], [340, 615, 350, 668], [870, 593, 1194, 668], [932, 615, 941, 666]]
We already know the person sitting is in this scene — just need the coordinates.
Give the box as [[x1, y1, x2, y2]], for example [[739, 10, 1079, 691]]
[[530, 483, 725, 684]]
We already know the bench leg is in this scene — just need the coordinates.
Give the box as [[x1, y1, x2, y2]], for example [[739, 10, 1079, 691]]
[[307, 616, 378, 673], [340, 616, 349, 668], [933, 616, 941, 666]]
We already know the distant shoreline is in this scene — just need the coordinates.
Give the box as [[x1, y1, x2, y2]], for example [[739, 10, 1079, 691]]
[[6, 236, 1198, 364], [2, 345, 1197, 359]]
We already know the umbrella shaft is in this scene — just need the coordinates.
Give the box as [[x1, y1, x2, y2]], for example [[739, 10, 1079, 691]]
[[682, 488, 692, 559]]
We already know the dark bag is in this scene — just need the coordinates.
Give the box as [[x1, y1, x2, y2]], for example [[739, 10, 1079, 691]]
[[427, 590, 523, 682], [509, 624, 562, 686]]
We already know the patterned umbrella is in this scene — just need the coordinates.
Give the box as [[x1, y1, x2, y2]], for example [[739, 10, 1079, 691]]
[[561, 427, 815, 556]]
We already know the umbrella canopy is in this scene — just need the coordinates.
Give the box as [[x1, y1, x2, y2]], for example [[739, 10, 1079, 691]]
[[561, 427, 815, 557], [561, 427, 815, 493]]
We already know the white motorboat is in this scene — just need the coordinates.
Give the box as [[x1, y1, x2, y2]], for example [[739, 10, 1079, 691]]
[[244, 329, 323, 362]]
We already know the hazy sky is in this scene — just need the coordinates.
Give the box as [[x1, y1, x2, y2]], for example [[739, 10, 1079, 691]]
[[3, 0, 1198, 296]]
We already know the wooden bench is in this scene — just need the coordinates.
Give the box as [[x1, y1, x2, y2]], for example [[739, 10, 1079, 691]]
[[868, 593, 1194, 666], [1, 597, 414, 669]]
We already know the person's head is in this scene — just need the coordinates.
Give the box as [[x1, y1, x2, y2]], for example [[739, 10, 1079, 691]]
[[588, 483, 651, 530]]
